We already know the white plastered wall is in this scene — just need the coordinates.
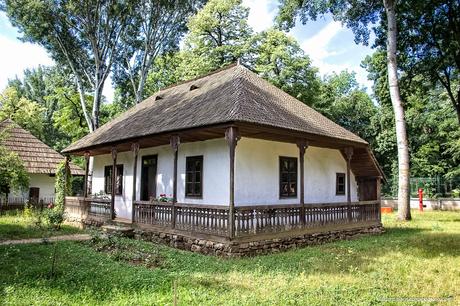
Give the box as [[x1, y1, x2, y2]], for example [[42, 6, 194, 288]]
[[234, 138, 358, 205], [91, 137, 359, 219], [29, 174, 56, 199], [91, 138, 230, 219]]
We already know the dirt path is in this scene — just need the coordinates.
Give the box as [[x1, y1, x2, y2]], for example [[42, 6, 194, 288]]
[[0, 234, 91, 246]]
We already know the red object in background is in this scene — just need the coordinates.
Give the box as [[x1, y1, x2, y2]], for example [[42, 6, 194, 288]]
[[381, 207, 393, 214], [418, 188, 424, 212]]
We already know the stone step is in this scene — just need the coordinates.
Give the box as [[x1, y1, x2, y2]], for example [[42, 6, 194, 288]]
[[101, 224, 135, 238]]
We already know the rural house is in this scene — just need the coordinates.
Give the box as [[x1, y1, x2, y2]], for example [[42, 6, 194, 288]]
[[63, 64, 384, 256], [0, 119, 84, 207]]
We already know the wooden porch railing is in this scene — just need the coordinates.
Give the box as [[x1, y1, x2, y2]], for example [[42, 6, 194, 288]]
[[86, 198, 111, 218], [235, 201, 380, 237], [132, 200, 380, 239]]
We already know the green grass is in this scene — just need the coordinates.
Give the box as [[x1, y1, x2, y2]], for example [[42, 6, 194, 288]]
[[0, 211, 459, 305], [0, 210, 82, 241]]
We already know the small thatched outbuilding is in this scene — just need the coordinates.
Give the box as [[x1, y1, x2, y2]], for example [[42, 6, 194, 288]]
[[0, 118, 84, 204]]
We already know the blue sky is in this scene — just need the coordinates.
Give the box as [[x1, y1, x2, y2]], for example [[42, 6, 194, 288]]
[[0, 0, 375, 102]]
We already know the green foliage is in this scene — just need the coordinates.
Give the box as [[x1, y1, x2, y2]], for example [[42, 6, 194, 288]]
[[45, 160, 70, 229], [250, 28, 321, 106], [375, 0, 460, 124], [0, 87, 46, 139], [319, 71, 378, 143], [0, 131, 29, 199], [7, 66, 88, 150], [363, 50, 460, 189], [113, 0, 203, 104], [185, 0, 253, 70], [3, 0, 135, 131]]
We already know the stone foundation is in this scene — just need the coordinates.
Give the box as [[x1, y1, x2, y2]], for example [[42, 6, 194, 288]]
[[134, 224, 384, 257]]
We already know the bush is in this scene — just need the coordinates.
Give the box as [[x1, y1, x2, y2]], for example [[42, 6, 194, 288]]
[[43, 207, 65, 230]]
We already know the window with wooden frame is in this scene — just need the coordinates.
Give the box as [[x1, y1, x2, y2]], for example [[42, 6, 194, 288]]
[[336, 173, 346, 195], [185, 156, 203, 198], [104, 165, 124, 195], [279, 156, 297, 198]]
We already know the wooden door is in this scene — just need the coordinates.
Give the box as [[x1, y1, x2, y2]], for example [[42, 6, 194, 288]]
[[29, 187, 40, 204], [358, 179, 377, 201], [141, 155, 158, 201]]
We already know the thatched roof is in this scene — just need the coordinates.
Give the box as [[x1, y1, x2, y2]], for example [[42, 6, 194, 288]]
[[0, 119, 84, 175], [63, 64, 368, 154]]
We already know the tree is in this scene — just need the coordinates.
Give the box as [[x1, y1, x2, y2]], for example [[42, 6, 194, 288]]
[[364, 50, 460, 195], [383, 0, 410, 220], [320, 71, 378, 143], [7, 66, 75, 149], [0, 87, 46, 138], [3, 0, 133, 132], [277, 0, 411, 220], [250, 28, 321, 106], [383, 0, 460, 125], [113, 0, 203, 104], [0, 130, 29, 205], [184, 0, 253, 72]]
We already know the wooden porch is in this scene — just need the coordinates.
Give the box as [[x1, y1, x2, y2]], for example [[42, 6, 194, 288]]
[[65, 197, 380, 241]]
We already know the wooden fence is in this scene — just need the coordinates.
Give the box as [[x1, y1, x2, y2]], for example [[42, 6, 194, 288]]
[[0, 197, 55, 212]]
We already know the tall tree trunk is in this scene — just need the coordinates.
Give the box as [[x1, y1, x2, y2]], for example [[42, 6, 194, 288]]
[[384, 0, 411, 220]]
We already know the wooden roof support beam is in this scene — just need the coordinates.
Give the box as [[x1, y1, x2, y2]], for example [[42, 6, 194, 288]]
[[83, 151, 90, 198], [131, 143, 140, 223], [225, 126, 240, 239], [111, 147, 117, 220], [170, 135, 180, 229], [297, 139, 309, 225], [344, 147, 354, 222]]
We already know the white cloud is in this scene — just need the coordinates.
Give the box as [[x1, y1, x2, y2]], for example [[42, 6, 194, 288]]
[[0, 34, 116, 102], [300, 21, 373, 92], [243, 0, 277, 32], [0, 35, 54, 90], [301, 21, 344, 65]]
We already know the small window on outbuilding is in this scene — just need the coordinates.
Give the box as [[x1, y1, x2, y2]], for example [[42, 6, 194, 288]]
[[336, 173, 346, 195], [185, 156, 203, 198], [279, 157, 297, 198], [104, 165, 124, 195]]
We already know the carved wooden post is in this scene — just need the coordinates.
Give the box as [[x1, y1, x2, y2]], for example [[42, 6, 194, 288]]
[[376, 177, 382, 222], [225, 126, 240, 239], [111, 147, 117, 220], [170, 135, 180, 229], [83, 151, 90, 198], [344, 147, 354, 222], [297, 140, 308, 226], [131, 143, 140, 223], [64, 155, 70, 207]]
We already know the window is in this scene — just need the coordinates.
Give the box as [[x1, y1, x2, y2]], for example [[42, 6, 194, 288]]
[[280, 157, 297, 198], [336, 173, 346, 195], [104, 165, 124, 195], [185, 156, 203, 198]]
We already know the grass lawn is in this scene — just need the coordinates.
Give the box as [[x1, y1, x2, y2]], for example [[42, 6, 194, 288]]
[[0, 210, 82, 241], [0, 211, 459, 305]]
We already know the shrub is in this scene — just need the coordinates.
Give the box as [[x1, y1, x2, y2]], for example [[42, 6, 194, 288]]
[[43, 208, 65, 230]]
